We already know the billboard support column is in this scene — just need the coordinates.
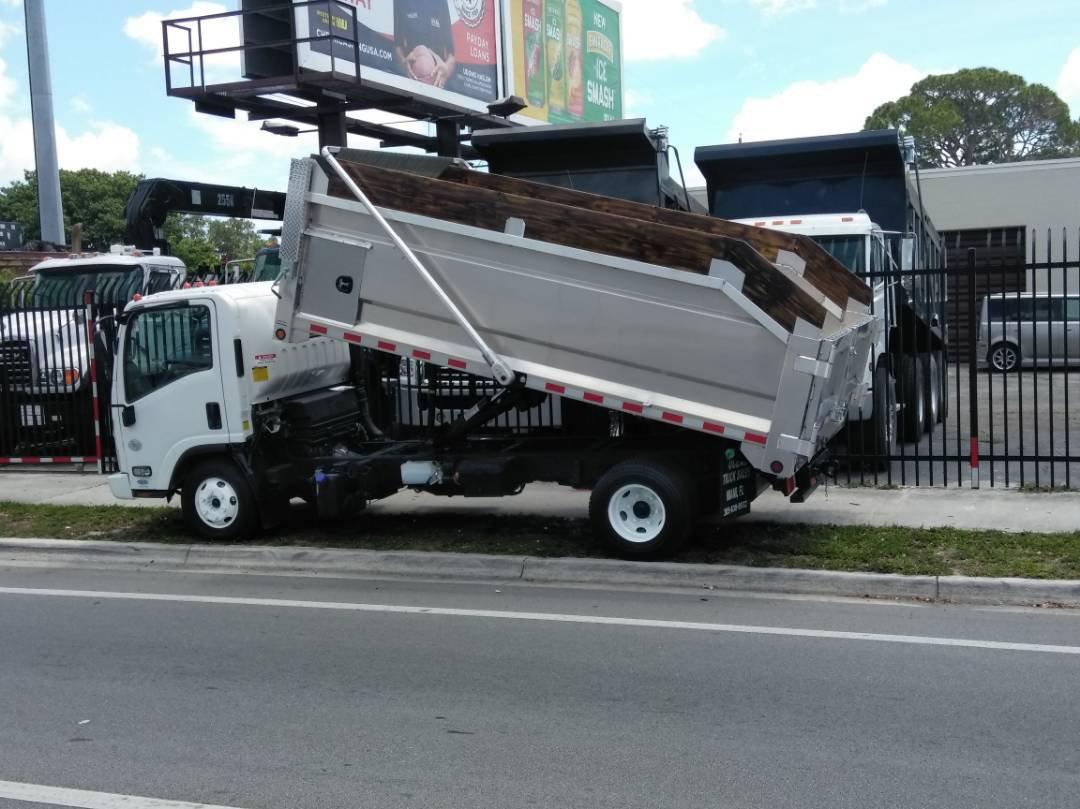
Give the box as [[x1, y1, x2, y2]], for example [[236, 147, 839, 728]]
[[318, 112, 348, 149], [436, 120, 462, 158], [24, 0, 65, 247]]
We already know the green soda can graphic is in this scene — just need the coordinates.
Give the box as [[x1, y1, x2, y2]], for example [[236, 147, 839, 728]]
[[545, 0, 566, 113], [523, 0, 546, 108]]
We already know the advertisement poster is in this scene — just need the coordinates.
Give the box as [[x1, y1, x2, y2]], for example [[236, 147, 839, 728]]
[[294, 0, 501, 109], [507, 0, 622, 124]]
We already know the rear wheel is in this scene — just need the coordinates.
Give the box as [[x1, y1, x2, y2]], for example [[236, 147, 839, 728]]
[[590, 461, 697, 559], [898, 354, 925, 442], [181, 458, 257, 541]]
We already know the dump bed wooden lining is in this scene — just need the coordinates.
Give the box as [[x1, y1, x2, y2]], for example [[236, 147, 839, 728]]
[[437, 165, 872, 311], [326, 159, 829, 333]]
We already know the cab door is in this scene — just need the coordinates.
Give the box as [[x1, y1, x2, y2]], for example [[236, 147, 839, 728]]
[[112, 301, 229, 492]]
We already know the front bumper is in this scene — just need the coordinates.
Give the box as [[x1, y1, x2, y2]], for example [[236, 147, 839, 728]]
[[108, 473, 133, 500]]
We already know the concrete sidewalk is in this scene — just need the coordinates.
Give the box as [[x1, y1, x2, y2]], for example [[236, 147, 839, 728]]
[[2, 470, 1079, 533]]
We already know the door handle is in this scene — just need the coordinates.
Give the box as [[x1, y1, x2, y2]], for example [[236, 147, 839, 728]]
[[206, 402, 222, 430]]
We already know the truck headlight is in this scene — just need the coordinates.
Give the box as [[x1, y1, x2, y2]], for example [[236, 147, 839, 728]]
[[39, 367, 81, 387]]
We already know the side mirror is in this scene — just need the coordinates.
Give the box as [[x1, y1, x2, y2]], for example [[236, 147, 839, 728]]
[[122, 405, 136, 427], [901, 235, 916, 271]]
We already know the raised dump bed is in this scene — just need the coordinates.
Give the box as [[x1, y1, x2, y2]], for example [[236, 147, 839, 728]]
[[273, 149, 879, 480]]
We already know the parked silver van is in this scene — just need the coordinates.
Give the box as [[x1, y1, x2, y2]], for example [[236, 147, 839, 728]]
[[978, 293, 1080, 372]]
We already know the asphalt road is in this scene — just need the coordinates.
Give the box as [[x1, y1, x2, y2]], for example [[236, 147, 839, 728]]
[[1, 565, 1079, 809]]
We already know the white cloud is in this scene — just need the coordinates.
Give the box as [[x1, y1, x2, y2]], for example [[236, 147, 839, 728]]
[[71, 95, 92, 114], [726, 53, 927, 144], [0, 54, 15, 108], [124, 2, 240, 79], [0, 54, 141, 184], [0, 19, 18, 48], [1058, 47, 1080, 114], [839, 0, 887, 11], [57, 122, 140, 174], [619, 0, 725, 61], [624, 89, 654, 118], [752, 0, 816, 15], [751, 0, 885, 15]]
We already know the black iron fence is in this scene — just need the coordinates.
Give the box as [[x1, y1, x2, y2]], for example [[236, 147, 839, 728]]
[[0, 278, 123, 468], [839, 228, 1080, 489], [4, 228, 1080, 488]]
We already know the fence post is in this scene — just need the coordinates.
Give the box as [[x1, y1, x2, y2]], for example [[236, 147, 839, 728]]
[[967, 248, 980, 489]]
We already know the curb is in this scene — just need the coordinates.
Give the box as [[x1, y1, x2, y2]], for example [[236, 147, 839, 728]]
[[1, 538, 1078, 607]]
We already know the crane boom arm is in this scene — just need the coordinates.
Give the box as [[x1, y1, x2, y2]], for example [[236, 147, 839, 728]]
[[124, 178, 287, 252]]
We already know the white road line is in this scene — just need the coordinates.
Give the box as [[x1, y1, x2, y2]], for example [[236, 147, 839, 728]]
[[0, 586, 1077, 656], [0, 779, 247, 809]]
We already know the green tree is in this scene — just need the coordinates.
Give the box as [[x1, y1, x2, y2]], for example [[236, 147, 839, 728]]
[[0, 168, 141, 248], [162, 214, 219, 273], [865, 67, 1080, 168], [162, 214, 265, 273], [206, 217, 266, 263]]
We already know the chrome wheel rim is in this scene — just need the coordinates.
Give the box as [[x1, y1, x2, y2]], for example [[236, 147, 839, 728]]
[[195, 477, 239, 528], [607, 484, 666, 544], [992, 346, 1017, 372]]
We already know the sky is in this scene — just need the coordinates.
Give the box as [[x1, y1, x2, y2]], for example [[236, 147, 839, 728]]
[[0, 0, 1078, 194]]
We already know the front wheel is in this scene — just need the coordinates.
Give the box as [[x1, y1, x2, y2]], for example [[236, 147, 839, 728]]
[[922, 353, 941, 428], [590, 461, 697, 559], [181, 459, 258, 541]]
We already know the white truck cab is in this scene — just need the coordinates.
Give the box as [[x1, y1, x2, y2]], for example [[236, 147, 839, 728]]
[[1, 248, 187, 391], [107, 282, 350, 503], [731, 213, 907, 456]]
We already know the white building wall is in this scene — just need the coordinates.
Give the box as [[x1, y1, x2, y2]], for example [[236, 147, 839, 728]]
[[919, 158, 1080, 294]]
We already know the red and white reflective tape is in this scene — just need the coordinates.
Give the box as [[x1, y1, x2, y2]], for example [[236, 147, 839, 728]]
[[0, 456, 97, 465], [303, 320, 771, 446], [85, 299, 104, 474]]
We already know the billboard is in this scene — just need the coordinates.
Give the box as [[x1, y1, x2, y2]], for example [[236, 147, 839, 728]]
[[294, 0, 503, 113], [505, 0, 622, 124]]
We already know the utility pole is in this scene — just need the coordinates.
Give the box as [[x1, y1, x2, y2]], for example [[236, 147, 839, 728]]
[[24, 0, 65, 247]]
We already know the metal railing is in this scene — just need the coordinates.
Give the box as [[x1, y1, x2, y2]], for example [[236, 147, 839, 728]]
[[163, 1, 362, 95]]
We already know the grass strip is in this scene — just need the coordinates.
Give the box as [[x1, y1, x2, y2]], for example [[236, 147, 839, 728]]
[[1, 501, 1078, 580]]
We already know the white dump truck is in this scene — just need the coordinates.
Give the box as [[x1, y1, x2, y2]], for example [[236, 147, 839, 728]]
[[105, 149, 878, 558]]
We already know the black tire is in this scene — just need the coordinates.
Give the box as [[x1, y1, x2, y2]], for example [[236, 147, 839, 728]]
[[988, 342, 1020, 373], [934, 350, 948, 423], [181, 458, 258, 541], [590, 461, 697, 559], [898, 354, 925, 442], [921, 353, 940, 429], [852, 365, 896, 470]]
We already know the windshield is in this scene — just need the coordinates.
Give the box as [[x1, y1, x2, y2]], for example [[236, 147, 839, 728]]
[[33, 266, 142, 306], [812, 235, 867, 276], [253, 249, 281, 283]]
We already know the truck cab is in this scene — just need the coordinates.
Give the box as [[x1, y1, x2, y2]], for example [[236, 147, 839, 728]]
[[0, 247, 186, 457], [108, 282, 350, 503], [3, 248, 185, 384]]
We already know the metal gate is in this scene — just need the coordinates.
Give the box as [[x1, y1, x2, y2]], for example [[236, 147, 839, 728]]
[[1, 279, 122, 470], [839, 228, 1080, 488]]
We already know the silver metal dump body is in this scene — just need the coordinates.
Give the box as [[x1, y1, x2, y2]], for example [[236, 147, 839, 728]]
[[274, 155, 879, 477]]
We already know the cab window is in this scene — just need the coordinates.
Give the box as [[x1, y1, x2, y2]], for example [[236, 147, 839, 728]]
[[146, 270, 176, 294], [124, 305, 213, 401]]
